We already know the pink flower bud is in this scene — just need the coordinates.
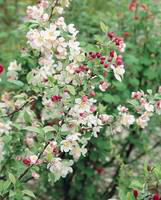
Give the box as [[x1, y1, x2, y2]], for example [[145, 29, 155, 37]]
[[80, 112, 87, 118], [16, 156, 22, 161], [81, 96, 88, 103], [89, 91, 96, 97], [103, 71, 108, 78], [29, 155, 38, 164], [108, 57, 113, 62], [51, 96, 62, 102], [39, 0, 49, 8], [32, 172, 40, 179], [158, 86, 161, 93], [131, 91, 143, 99], [128, 0, 137, 11], [99, 81, 108, 92], [90, 105, 96, 113], [116, 57, 123, 65], [24, 137, 34, 148], [100, 114, 110, 123], [91, 53, 97, 59]]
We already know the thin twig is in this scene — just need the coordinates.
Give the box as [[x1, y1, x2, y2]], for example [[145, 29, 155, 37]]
[[18, 142, 49, 181], [130, 141, 161, 164], [102, 131, 137, 199], [1, 142, 50, 200], [48, 0, 60, 21], [1, 99, 34, 118]]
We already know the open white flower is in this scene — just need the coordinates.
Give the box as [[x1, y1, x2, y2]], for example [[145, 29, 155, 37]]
[[120, 113, 135, 126], [8, 60, 21, 71], [136, 113, 150, 129], [111, 64, 125, 82], [48, 158, 73, 181], [29, 155, 38, 164]]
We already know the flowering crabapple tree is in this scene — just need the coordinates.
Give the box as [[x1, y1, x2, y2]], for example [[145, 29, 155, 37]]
[[0, 0, 161, 199]]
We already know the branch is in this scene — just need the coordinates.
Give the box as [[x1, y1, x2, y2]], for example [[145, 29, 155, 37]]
[[18, 142, 49, 181], [101, 132, 136, 199], [48, 0, 60, 21], [1, 142, 50, 200], [1, 98, 35, 119], [130, 140, 161, 164]]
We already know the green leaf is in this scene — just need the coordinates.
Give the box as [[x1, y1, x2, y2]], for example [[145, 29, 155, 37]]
[[24, 111, 32, 124], [100, 22, 108, 33], [47, 153, 53, 162], [23, 126, 42, 134], [9, 191, 16, 197], [147, 89, 152, 95], [102, 94, 120, 104], [3, 180, 11, 192], [26, 71, 33, 83], [85, 168, 94, 177], [119, 188, 127, 200], [67, 85, 76, 95], [8, 80, 24, 87], [43, 126, 56, 133], [130, 180, 142, 189], [8, 173, 16, 185], [22, 190, 36, 199], [127, 192, 134, 200], [128, 99, 139, 107], [129, 78, 139, 87], [76, 54, 85, 62]]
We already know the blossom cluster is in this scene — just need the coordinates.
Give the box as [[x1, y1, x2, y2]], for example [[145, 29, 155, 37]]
[[103, 87, 161, 135], [0, 0, 160, 189], [0, 0, 126, 182]]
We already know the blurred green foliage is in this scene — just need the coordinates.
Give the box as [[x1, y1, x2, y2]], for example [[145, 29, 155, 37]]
[[0, 0, 36, 64]]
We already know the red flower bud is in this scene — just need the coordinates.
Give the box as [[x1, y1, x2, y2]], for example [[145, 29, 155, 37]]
[[109, 50, 115, 58], [108, 57, 113, 62], [100, 56, 106, 61], [75, 68, 81, 73], [116, 57, 123, 65], [132, 189, 139, 199], [91, 53, 97, 59], [79, 65, 89, 72], [95, 167, 104, 174], [107, 32, 115, 40], [128, 0, 137, 11], [96, 52, 101, 58], [89, 51, 93, 55], [115, 38, 122, 46], [122, 32, 129, 37], [89, 91, 96, 97], [103, 71, 108, 77], [103, 64, 108, 68], [0, 64, 4, 74], [153, 193, 160, 200], [23, 159, 31, 166], [51, 96, 62, 102]]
